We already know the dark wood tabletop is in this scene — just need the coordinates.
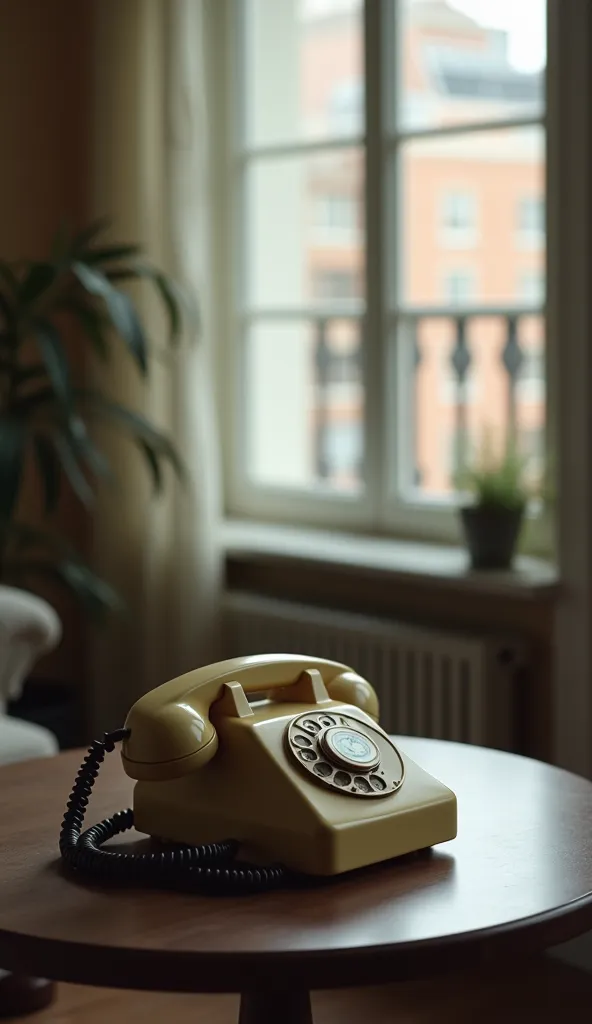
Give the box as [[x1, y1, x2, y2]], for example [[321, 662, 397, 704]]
[[1, 738, 592, 994]]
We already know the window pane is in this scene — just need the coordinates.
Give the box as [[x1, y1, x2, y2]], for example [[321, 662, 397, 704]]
[[246, 149, 364, 308], [397, 0, 546, 131], [398, 125, 545, 306], [397, 314, 545, 499], [244, 0, 363, 146], [246, 318, 364, 492]]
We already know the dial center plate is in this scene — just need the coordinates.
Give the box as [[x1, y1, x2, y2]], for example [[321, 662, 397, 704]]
[[285, 710, 405, 798]]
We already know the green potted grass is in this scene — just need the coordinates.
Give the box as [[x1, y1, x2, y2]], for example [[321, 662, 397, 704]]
[[458, 442, 531, 571]]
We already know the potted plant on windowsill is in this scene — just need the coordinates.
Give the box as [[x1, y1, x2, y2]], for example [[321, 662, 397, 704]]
[[457, 443, 533, 571], [0, 220, 187, 725]]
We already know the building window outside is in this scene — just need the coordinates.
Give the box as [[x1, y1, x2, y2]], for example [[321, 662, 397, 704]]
[[314, 195, 356, 229], [312, 269, 360, 300], [327, 78, 364, 136], [312, 193, 358, 244], [231, 0, 547, 537], [517, 268, 544, 304], [517, 195, 545, 248], [443, 269, 476, 305], [440, 190, 478, 248]]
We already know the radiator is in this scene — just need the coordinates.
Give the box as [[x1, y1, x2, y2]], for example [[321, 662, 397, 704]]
[[222, 592, 527, 751]]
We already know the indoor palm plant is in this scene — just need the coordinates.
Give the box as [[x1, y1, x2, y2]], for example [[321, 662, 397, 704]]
[[0, 220, 186, 615]]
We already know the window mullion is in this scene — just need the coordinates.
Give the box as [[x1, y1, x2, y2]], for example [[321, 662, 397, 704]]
[[363, 0, 387, 524]]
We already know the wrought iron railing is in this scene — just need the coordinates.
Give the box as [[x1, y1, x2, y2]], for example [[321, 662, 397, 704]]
[[312, 305, 545, 491]]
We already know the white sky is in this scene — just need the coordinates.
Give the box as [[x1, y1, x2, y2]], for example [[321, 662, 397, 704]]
[[299, 0, 547, 73], [448, 0, 546, 72]]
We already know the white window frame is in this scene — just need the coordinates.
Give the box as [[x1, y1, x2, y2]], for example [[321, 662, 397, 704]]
[[221, 0, 549, 544]]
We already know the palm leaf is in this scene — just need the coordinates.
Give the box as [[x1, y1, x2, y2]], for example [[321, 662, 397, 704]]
[[76, 390, 184, 479], [52, 432, 94, 507], [72, 262, 148, 374], [83, 244, 142, 265], [55, 559, 124, 616], [67, 416, 112, 479], [0, 289, 14, 328], [12, 386, 59, 419], [137, 439, 163, 492], [0, 262, 19, 298], [0, 521, 53, 554], [13, 363, 48, 387], [5, 555, 123, 618], [59, 297, 110, 361], [71, 218, 110, 256], [19, 263, 56, 307], [107, 263, 186, 344], [0, 418, 25, 522], [33, 433, 61, 513], [33, 319, 71, 408]]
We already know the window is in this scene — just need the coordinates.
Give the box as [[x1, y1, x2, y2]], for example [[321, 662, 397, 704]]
[[327, 79, 364, 136], [517, 268, 545, 304], [230, 0, 547, 539], [312, 269, 360, 300], [440, 191, 477, 248], [443, 269, 475, 305], [313, 195, 356, 230], [516, 196, 545, 248]]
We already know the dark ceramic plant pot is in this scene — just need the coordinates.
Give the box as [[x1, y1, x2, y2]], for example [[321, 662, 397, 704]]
[[460, 505, 524, 570]]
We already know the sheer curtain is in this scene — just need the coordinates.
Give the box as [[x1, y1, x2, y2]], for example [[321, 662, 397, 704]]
[[88, 0, 222, 730]]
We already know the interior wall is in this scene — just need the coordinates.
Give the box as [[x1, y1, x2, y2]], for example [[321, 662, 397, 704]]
[[0, 0, 92, 686]]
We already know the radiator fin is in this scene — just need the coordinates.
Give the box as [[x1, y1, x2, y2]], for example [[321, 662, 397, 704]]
[[222, 592, 524, 750]]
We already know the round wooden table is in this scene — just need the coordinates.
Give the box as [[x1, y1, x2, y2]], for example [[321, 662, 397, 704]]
[[2, 738, 592, 1024]]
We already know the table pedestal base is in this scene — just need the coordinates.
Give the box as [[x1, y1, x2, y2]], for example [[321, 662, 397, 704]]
[[239, 989, 312, 1024], [0, 970, 55, 1018]]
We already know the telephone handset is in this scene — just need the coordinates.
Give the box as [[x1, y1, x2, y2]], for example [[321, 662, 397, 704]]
[[60, 655, 456, 894], [120, 654, 379, 780]]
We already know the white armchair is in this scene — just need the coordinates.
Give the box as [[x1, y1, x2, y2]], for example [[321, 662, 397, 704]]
[[0, 587, 61, 766]]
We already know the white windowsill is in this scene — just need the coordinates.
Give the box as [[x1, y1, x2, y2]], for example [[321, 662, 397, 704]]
[[222, 519, 559, 600]]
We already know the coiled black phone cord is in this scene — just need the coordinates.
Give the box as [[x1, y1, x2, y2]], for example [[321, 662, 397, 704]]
[[59, 729, 287, 894]]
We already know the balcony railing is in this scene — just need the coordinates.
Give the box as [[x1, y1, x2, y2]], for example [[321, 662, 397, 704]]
[[312, 306, 545, 495]]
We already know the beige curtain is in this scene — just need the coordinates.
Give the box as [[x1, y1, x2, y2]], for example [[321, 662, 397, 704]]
[[88, 0, 222, 730]]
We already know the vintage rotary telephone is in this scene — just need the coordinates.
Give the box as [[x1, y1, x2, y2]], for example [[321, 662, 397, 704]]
[[60, 655, 457, 893]]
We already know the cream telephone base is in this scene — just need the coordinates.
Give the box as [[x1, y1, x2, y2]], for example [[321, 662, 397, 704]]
[[60, 656, 457, 891]]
